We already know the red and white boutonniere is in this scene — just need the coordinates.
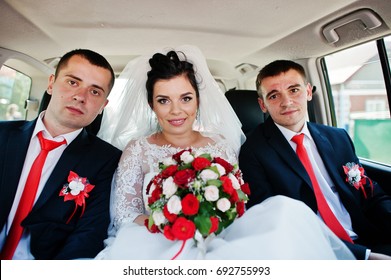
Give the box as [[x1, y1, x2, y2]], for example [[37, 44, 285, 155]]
[[343, 162, 373, 198], [59, 171, 95, 223]]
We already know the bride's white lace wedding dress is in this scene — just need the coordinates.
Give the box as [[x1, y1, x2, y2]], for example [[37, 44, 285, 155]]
[[95, 137, 354, 260]]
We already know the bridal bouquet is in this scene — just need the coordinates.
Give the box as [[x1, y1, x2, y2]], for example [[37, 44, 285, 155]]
[[145, 149, 250, 257]]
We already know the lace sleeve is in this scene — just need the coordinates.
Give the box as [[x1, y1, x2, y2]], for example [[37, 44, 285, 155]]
[[111, 139, 145, 229]]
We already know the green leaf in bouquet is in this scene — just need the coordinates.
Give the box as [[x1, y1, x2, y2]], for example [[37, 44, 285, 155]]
[[206, 179, 222, 187], [196, 193, 204, 202], [150, 199, 165, 211], [159, 162, 167, 170], [194, 215, 211, 237], [178, 162, 192, 170], [207, 165, 220, 176], [218, 217, 235, 232], [198, 201, 214, 216], [175, 187, 188, 196], [237, 189, 249, 201], [148, 213, 155, 228], [225, 207, 238, 221], [198, 153, 212, 161]]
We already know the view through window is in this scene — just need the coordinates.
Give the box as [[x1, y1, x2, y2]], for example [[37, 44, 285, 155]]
[[324, 36, 391, 165], [0, 65, 31, 121]]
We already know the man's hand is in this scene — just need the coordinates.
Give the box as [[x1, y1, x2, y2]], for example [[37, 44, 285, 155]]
[[368, 252, 391, 260]]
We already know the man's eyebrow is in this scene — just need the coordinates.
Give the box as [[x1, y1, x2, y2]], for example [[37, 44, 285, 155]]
[[66, 74, 82, 82], [66, 74, 106, 93], [265, 89, 278, 98], [287, 83, 301, 89], [265, 83, 303, 98]]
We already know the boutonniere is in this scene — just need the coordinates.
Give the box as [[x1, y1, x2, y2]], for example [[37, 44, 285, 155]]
[[59, 171, 95, 223], [343, 162, 373, 198]]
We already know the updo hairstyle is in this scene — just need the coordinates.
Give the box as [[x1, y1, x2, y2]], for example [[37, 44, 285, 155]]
[[146, 50, 199, 108]]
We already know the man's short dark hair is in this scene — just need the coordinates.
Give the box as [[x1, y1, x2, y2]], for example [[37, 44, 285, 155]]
[[55, 49, 115, 92], [256, 60, 307, 95]]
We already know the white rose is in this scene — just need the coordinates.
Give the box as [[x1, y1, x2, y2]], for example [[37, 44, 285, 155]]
[[162, 157, 177, 166], [152, 210, 166, 226], [199, 169, 219, 182], [348, 169, 361, 181], [69, 180, 85, 195], [167, 195, 182, 214], [180, 151, 194, 164], [212, 163, 226, 176], [204, 185, 219, 201], [217, 198, 231, 212], [162, 176, 177, 198], [228, 173, 240, 190]]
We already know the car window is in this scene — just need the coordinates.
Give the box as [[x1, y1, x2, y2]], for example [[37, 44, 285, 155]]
[[0, 65, 31, 121], [324, 36, 391, 165]]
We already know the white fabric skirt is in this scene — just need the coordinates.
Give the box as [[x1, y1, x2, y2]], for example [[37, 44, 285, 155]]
[[95, 195, 355, 260]]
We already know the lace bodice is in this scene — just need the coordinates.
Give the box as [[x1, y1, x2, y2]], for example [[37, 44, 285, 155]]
[[111, 136, 237, 231]]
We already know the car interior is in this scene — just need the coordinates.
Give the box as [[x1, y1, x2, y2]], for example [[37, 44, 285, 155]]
[[0, 0, 390, 189], [2, 2, 391, 273]]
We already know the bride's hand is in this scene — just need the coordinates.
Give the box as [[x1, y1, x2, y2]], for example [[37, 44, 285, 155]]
[[134, 214, 149, 226]]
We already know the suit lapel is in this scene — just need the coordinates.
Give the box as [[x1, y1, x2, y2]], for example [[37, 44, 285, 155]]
[[308, 123, 357, 203], [4, 122, 35, 186], [32, 129, 90, 210], [0, 121, 35, 223], [264, 118, 314, 188]]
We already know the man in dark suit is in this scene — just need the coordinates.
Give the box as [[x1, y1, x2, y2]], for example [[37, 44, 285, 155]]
[[239, 60, 391, 260], [0, 49, 122, 259]]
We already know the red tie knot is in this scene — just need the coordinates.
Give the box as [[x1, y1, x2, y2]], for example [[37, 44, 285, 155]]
[[291, 133, 304, 146], [37, 131, 66, 151]]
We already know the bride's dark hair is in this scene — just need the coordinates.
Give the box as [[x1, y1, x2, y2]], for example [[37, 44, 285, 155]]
[[146, 50, 199, 107]]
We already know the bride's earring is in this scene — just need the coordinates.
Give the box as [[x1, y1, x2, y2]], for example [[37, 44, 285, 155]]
[[153, 114, 162, 132], [196, 109, 201, 126]]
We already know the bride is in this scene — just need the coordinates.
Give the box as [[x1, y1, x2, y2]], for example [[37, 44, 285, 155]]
[[95, 45, 354, 260]]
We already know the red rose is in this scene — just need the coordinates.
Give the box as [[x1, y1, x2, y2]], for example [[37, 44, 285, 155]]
[[230, 189, 239, 203], [181, 193, 200, 216], [172, 149, 192, 163], [221, 176, 234, 195], [148, 185, 162, 205], [171, 217, 196, 241], [192, 157, 211, 171], [209, 216, 219, 234], [174, 169, 195, 186], [163, 225, 176, 240], [163, 204, 177, 223], [214, 157, 233, 173], [161, 165, 178, 178], [236, 201, 245, 217], [146, 174, 162, 195], [144, 218, 160, 233], [240, 182, 251, 195]]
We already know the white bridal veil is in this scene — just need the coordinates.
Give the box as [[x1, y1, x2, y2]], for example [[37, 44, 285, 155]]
[[98, 45, 245, 154]]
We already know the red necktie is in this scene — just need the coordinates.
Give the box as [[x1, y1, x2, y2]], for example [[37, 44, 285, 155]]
[[291, 133, 353, 243], [1, 131, 66, 259]]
